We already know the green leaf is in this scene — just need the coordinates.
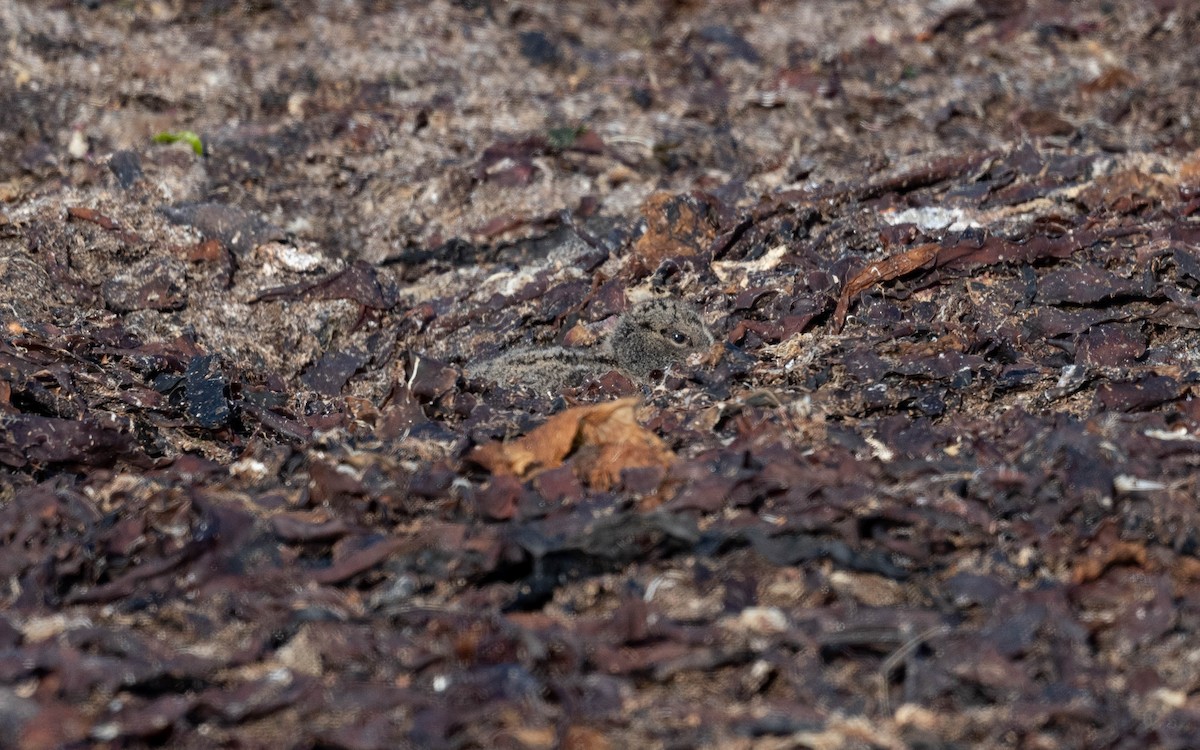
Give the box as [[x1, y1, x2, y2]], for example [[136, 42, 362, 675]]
[[152, 130, 205, 156]]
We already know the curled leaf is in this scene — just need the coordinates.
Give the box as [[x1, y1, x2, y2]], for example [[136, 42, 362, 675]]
[[152, 130, 205, 156], [469, 397, 674, 490]]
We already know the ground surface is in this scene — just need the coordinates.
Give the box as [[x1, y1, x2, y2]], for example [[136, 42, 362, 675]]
[[3, 1, 1200, 748]]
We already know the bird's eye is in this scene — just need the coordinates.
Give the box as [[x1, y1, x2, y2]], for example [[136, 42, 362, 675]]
[[670, 331, 690, 345]]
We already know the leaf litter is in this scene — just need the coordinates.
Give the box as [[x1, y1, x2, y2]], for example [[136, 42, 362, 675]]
[[3, 1, 1200, 748]]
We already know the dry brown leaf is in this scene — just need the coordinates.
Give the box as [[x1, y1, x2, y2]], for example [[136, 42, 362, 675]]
[[833, 243, 940, 331], [469, 398, 674, 490], [631, 191, 718, 264], [1071, 520, 1149, 584]]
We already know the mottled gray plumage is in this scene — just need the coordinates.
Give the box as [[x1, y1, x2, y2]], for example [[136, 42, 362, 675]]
[[470, 299, 713, 392]]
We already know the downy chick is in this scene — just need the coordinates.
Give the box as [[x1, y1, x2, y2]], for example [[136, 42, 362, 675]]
[[470, 298, 713, 392]]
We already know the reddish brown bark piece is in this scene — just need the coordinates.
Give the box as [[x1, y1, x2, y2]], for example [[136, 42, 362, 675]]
[[253, 261, 395, 309], [0, 413, 136, 468], [1036, 267, 1145, 305], [833, 243, 939, 331], [269, 511, 353, 542], [67, 205, 143, 244], [1076, 324, 1146, 367], [66, 206, 120, 229], [1096, 375, 1180, 412], [310, 536, 407, 584]]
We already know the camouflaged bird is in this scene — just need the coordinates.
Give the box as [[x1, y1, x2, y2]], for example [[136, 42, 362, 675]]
[[470, 298, 714, 392]]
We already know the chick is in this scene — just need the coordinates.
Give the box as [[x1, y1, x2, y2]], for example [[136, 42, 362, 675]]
[[470, 298, 713, 392]]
